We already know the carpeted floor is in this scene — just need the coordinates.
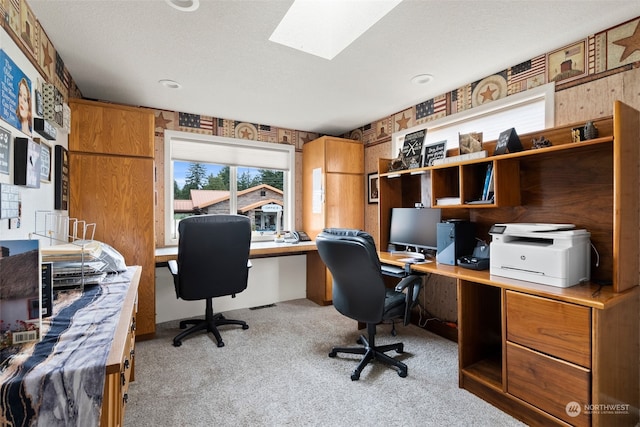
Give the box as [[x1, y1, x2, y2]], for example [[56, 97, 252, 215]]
[[124, 299, 525, 426]]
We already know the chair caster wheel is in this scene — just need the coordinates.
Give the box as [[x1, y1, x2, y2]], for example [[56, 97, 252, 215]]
[[398, 370, 407, 378], [242, 324, 249, 330], [217, 341, 225, 348], [350, 372, 360, 381], [356, 337, 363, 345], [328, 351, 337, 357], [172, 341, 182, 347], [396, 344, 404, 353]]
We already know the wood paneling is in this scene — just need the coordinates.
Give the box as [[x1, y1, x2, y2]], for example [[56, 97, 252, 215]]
[[69, 100, 156, 338], [69, 99, 154, 157]]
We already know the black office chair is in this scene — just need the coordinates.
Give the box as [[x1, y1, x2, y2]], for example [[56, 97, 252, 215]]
[[316, 228, 422, 380], [167, 214, 252, 347]]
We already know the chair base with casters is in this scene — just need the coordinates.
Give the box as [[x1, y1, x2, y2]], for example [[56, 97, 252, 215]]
[[329, 323, 407, 381], [172, 298, 249, 347]]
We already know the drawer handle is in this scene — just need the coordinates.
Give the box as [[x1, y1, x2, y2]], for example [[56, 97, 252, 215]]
[[130, 317, 136, 332], [130, 348, 135, 359], [123, 393, 128, 404], [124, 359, 130, 369], [121, 372, 126, 386]]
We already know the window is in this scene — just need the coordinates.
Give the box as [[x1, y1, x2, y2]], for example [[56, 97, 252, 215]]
[[392, 83, 555, 156], [164, 131, 295, 246]]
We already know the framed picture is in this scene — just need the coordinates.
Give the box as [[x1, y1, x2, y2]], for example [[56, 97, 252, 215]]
[[40, 140, 52, 182], [13, 137, 41, 188], [367, 172, 379, 204], [54, 145, 69, 210], [547, 40, 587, 84]]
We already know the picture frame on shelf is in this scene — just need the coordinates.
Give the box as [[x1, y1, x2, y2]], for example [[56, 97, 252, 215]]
[[423, 140, 446, 167], [39, 140, 52, 183], [401, 129, 426, 169], [459, 132, 483, 154], [367, 172, 379, 204], [494, 127, 523, 155]]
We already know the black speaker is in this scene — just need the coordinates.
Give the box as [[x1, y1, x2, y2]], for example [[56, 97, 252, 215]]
[[436, 220, 475, 265]]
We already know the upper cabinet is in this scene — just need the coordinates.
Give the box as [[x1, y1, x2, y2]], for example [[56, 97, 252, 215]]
[[69, 98, 154, 158]]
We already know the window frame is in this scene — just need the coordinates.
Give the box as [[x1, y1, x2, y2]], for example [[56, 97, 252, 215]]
[[164, 130, 295, 246]]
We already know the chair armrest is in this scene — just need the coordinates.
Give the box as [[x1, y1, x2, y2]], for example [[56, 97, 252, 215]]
[[395, 275, 423, 326], [168, 259, 178, 276], [247, 260, 252, 269]]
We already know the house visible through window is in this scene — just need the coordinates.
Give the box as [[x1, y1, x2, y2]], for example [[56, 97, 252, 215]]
[[164, 131, 295, 246]]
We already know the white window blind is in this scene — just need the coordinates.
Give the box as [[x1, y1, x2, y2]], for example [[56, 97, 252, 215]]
[[170, 133, 292, 171], [393, 82, 555, 155]]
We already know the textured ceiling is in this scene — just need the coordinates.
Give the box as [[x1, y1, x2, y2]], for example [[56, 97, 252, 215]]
[[28, 0, 640, 135]]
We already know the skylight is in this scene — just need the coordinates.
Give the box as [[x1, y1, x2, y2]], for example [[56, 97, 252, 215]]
[[269, 0, 403, 60]]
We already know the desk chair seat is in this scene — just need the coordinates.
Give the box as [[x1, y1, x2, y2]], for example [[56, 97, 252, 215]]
[[168, 214, 252, 347], [316, 228, 422, 380]]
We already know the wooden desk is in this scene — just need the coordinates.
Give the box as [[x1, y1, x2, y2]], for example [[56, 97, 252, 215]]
[[379, 252, 639, 426], [0, 267, 140, 427]]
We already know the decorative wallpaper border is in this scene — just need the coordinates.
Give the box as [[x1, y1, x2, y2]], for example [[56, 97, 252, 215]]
[[342, 16, 640, 146], [3, 2, 639, 150]]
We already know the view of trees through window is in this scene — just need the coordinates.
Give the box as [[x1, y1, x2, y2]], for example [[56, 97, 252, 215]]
[[173, 161, 286, 235], [174, 162, 284, 198]]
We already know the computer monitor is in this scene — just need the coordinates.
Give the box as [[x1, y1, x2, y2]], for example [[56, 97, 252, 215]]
[[388, 207, 441, 252]]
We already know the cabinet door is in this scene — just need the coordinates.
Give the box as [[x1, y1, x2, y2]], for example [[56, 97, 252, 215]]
[[69, 153, 156, 337], [69, 100, 154, 157], [325, 138, 363, 174], [325, 173, 364, 229]]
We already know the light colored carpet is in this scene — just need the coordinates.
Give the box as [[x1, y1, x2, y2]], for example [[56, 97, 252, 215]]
[[124, 299, 525, 426]]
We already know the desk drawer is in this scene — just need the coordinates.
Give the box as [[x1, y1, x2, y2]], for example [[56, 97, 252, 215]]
[[507, 341, 591, 427], [506, 290, 591, 368]]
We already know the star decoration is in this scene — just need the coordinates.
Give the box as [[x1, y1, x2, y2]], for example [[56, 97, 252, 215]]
[[300, 133, 313, 144], [241, 128, 253, 139], [155, 112, 172, 130], [41, 41, 53, 75], [396, 113, 410, 130], [613, 20, 640, 62], [480, 85, 496, 102]]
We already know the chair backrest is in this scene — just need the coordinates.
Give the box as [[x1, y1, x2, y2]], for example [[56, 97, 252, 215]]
[[316, 228, 386, 324], [176, 214, 251, 301]]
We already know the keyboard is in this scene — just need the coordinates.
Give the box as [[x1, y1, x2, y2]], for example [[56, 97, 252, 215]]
[[380, 263, 407, 277]]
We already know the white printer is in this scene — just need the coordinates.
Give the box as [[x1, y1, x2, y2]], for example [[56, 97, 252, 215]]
[[489, 223, 590, 287]]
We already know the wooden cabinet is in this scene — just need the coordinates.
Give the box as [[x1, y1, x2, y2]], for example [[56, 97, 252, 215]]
[[302, 136, 364, 305], [69, 99, 156, 339], [378, 101, 639, 426], [505, 291, 592, 426]]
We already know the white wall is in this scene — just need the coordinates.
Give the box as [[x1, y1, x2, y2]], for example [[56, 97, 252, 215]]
[[155, 254, 307, 323], [0, 30, 68, 244]]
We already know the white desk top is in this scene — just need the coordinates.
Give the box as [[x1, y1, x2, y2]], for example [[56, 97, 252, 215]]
[[155, 240, 316, 263]]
